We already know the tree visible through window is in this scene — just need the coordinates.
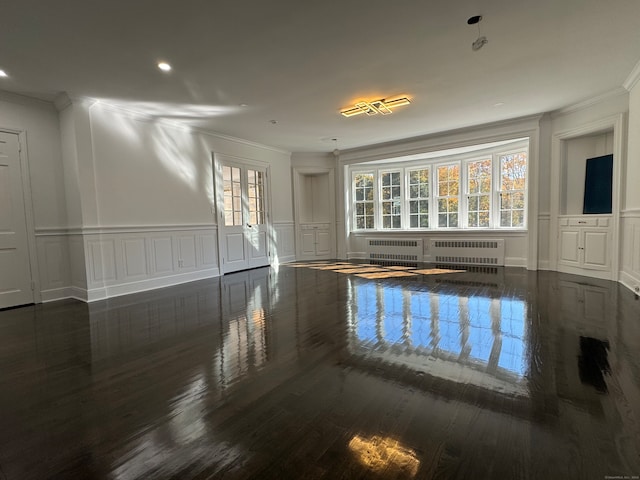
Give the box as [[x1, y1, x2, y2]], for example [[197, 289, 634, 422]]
[[381, 171, 402, 229], [437, 165, 460, 228], [354, 173, 375, 229], [408, 168, 429, 228], [467, 159, 491, 228], [499, 152, 527, 227]]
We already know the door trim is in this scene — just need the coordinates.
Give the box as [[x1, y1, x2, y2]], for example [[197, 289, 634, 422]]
[[0, 127, 41, 304], [212, 152, 273, 274]]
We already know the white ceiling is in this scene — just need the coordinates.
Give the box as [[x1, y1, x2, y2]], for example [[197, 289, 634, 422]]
[[1, 0, 639, 152]]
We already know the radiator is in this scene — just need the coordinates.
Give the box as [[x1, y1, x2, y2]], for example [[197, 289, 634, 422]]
[[365, 238, 423, 262], [429, 239, 505, 266]]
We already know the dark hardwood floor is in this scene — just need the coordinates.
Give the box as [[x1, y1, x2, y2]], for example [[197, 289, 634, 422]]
[[0, 262, 639, 479]]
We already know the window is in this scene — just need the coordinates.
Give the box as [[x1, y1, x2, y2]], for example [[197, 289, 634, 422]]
[[247, 169, 265, 225], [380, 171, 402, 229], [223, 166, 242, 226], [348, 139, 528, 231], [436, 164, 460, 228], [408, 168, 429, 228], [354, 172, 375, 229], [499, 152, 527, 227], [466, 159, 491, 228]]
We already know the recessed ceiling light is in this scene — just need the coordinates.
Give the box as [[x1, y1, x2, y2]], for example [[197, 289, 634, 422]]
[[493, 102, 505, 107], [157, 62, 172, 72], [269, 119, 278, 124], [239, 103, 248, 107], [0, 69, 8, 78]]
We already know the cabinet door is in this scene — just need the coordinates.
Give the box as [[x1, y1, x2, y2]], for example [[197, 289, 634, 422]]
[[559, 229, 580, 265], [301, 231, 316, 256], [315, 230, 331, 256], [582, 230, 610, 270]]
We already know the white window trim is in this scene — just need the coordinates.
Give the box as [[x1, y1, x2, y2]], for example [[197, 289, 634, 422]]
[[348, 140, 529, 233]]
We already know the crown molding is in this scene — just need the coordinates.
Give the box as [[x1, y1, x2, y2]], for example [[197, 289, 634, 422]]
[[623, 58, 640, 91], [0, 89, 56, 110], [551, 87, 628, 118]]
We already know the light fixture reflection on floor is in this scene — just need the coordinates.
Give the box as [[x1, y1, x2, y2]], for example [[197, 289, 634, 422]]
[[341, 97, 411, 117], [348, 434, 420, 476]]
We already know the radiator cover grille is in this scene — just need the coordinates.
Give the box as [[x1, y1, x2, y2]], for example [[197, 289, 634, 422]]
[[429, 239, 505, 266], [366, 238, 423, 262]]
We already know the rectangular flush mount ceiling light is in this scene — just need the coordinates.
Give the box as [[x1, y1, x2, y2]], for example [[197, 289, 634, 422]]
[[341, 97, 411, 117]]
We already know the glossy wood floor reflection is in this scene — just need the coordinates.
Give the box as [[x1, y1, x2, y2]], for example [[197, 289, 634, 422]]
[[1, 263, 639, 479]]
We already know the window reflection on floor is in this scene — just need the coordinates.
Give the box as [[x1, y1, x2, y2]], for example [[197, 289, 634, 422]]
[[349, 278, 528, 383]]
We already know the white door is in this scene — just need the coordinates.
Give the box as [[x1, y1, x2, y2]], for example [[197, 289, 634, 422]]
[[218, 160, 270, 274], [0, 132, 34, 308]]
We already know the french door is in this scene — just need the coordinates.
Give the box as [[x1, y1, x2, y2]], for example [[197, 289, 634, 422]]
[[216, 156, 270, 274]]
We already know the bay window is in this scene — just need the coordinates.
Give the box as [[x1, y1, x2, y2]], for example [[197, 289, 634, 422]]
[[349, 140, 528, 232], [408, 168, 430, 228]]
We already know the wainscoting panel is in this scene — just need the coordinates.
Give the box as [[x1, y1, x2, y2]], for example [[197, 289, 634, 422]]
[[122, 237, 147, 279], [538, 213, 551, 270], [151, 237, 173, 275], [36, 226, 220, 302], [36, 235, 72, 301], [620, 211, 640, 293], [177, 235, 197, 270], [87, 238, 117, 284], [273, 222, 296, 263]]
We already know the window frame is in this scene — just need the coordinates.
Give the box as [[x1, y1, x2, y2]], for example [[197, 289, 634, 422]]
[[348, 140, 529, 232]]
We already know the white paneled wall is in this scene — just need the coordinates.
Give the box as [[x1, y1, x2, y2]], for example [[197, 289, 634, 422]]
[[272, 221, 296, 263], [620, 210, 640, 292], [37, 226, 219, 302], [538, 213, 551, 270]]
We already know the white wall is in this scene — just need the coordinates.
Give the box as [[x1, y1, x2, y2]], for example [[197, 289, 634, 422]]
[[0, 92, 66, 228], [0, 93, 294, 302], [620, 78, 640, 292]]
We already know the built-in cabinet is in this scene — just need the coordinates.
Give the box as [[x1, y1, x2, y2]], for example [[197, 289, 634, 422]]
[[550, 114, 624, 281], [300, 224, 331, 258], [292, 167, 336, 261], [558, 215, 612, 271]]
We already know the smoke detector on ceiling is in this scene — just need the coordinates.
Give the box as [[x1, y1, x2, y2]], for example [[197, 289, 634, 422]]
[[467, 15, 488, 51]]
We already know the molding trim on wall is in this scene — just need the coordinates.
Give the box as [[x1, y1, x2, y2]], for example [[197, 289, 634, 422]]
[[339, 115, 541, 165], [538, 260, 551, 270], [505, 257, 527, 268], [620, 209, 640, 218], [538, 212, 551, 219], [550, 87, 628, 118], [277, 255, 297, 264], [35, 224, 218, 236], [619, 271, 640, 295], [623, 59, 640, 92], [85, 268, 220, 302], [0, 89, 56, 110], [41, 287, 86, 303]]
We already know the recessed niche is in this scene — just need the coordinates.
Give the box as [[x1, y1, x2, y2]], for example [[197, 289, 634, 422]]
[[560, 130, 613, 215]]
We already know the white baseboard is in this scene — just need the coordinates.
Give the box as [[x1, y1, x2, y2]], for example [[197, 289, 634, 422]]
[[41, 286, 87, 303], [505, 257, 527, 268], [537, 260, 551, 270], [41, 269, 220, 303], [86, 268, 220, 302], [347, 252, 367, 260], [619, 271, 640, 294], [276, 255, 297, 264]]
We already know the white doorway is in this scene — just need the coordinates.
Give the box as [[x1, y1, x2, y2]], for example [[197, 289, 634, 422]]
[[0, 131, 34, 308], [214, 155, 271, 274]]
